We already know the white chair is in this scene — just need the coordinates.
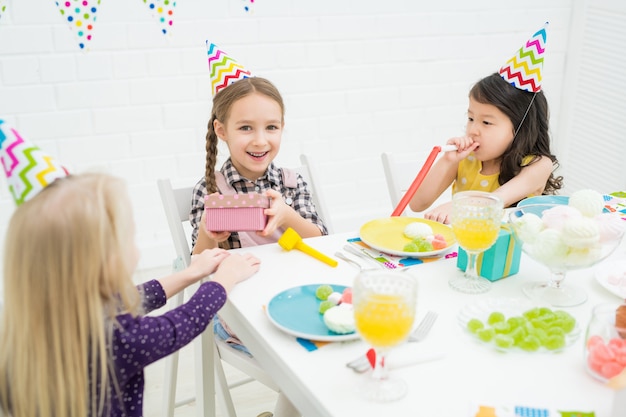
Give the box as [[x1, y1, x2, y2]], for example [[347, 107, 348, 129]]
[[157, 179, 279, 417], [381, 151, 452, 216], [157, 154, 330, 417], [299, 154, 334, 234]]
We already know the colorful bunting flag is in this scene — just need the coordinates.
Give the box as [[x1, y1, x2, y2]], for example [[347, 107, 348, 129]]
[[206, 41, 252, 96], [0, 120, 69, 207], [242, 0, 255, 13], [0, 0, 7, 21], [142, 0, 176, 35], [54, 0, 100, 50]]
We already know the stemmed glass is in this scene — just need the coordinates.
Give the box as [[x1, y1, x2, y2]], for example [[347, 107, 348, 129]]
[[508, 203, 625, 307], [450, 191, 504, 294], [353, 270, 418, 402]]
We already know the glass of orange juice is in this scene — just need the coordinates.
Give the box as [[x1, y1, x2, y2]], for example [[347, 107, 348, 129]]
[[353, 270, 417, 402], [450, 191, 503, 294]]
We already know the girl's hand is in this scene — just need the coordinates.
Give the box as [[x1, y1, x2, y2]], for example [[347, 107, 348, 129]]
[[189, 248, 230, 280], [211, 253, 261, 293], [442, 137, 478, 162], [423, 201, 453, 225], [199, 201, 231, 244], [259, 189, 291, 237]]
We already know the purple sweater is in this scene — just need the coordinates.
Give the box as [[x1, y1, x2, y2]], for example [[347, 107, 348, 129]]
[[108, 279, 227, 416]]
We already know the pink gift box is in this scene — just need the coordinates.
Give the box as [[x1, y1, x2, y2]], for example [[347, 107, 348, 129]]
[[204, 193, 270, 232]]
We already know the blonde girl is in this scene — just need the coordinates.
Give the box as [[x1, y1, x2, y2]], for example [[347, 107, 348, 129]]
[[0, 173, 259, 417]]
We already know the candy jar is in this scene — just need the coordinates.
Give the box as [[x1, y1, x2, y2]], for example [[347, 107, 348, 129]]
[[584, 302, 626, 382]]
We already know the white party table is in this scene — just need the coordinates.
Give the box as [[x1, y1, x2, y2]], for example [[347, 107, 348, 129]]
[[220, 231, 625, 417]]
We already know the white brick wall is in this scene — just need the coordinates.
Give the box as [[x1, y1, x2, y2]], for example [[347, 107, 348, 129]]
[[0, 0, 574, 273]]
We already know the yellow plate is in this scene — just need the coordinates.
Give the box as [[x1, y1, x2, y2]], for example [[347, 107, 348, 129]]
[[359, 217, 456, 258]]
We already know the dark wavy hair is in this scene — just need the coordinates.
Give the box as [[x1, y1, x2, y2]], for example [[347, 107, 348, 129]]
[[469, 73, 563, 193]]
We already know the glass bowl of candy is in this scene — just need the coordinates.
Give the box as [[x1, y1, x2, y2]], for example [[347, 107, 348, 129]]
[[508, 190, 626, 307], [584, 303, 626, 383]]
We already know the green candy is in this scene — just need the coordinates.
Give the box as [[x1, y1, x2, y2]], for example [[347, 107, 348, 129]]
[[510, 327, 526, 345], [315, 285, 333, 301], [494, 334, 514, 349], [523, 307, 541, 320], [487, 311, 506, 325], [467, 306, 576, 353], [476, 327, 495, 342], [506, 316, 525, 330], [544, 334, 566, 350], [467, 318, 484, 334], [318, 300, 334, 314], [519, 335, 541, 352], [403, 242, 420, 252], [404, 238, 433, 252], [492, 322, 511, 334]]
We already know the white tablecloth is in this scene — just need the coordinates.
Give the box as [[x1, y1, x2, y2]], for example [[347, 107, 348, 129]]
[[220, 232, 625, 417]]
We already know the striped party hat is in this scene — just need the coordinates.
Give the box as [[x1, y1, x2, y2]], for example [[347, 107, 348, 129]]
[[499, 22, 548, 93], [206, 41, 252, 96], [0, 120, 69, 206]]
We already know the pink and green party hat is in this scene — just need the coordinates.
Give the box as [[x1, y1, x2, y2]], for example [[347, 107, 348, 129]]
[[499, 22, 548, 93], [206, 41, 252, 96], [0, 120, 69, 206]]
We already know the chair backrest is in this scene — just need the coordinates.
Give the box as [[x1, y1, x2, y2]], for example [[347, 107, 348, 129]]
[[157, 179, 194, 268], [299, 154, 334, 234], [381, 151, 451, 216]]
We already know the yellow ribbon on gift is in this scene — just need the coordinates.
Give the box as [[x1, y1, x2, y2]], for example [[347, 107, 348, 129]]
[[475, 225, 516, 277]]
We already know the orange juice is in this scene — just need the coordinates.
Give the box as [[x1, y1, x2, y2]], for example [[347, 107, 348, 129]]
[[354, 294, 414, 348], [452, 218, 499, 252]]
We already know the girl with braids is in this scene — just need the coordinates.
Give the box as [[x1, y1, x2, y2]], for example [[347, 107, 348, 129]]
[[409, 25, 563, 224], [189, 76, 328, 252], [188, 73, 325, 417]]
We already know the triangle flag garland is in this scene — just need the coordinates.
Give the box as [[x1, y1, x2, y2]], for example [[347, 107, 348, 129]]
[[0, 0, 7, 21], [141, 0, 176, 35], [206, 41, 252, 96], [0, 120, 70, 206], [53, 0, 176, 51], [499, 22, 548, 93], [54, 0, 100, 50]]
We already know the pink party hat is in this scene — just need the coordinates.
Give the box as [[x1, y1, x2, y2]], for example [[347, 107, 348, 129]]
[[206, 41, 252, 96], [0, 120, 69, 206], [499, 22, 548, 93]]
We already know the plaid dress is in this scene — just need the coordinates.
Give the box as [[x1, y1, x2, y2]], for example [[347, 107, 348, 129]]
[[190, 158, 328, 249]]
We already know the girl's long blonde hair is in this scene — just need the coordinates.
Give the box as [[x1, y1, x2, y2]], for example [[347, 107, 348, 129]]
[[0, 173, 143, 417]]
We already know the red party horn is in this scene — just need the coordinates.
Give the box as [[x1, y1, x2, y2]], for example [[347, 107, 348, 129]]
[[391, 145, 457, 216]]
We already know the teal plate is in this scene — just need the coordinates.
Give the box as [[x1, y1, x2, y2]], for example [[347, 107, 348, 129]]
[[266, 284, 358, 342], [518, 195, 569, 206]]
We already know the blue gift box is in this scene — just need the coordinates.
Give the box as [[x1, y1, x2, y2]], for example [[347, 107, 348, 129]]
[[456, 225, 521, 281]]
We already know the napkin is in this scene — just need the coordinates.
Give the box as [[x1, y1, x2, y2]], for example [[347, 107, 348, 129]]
[[604, 192, 626, 220], [470, 403, 595, 417], [346, 237, 457, 269]]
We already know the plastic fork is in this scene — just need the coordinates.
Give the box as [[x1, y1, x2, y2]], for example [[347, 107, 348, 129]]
[[346, 310, 438, 373], [408, 310, 438, 342]]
